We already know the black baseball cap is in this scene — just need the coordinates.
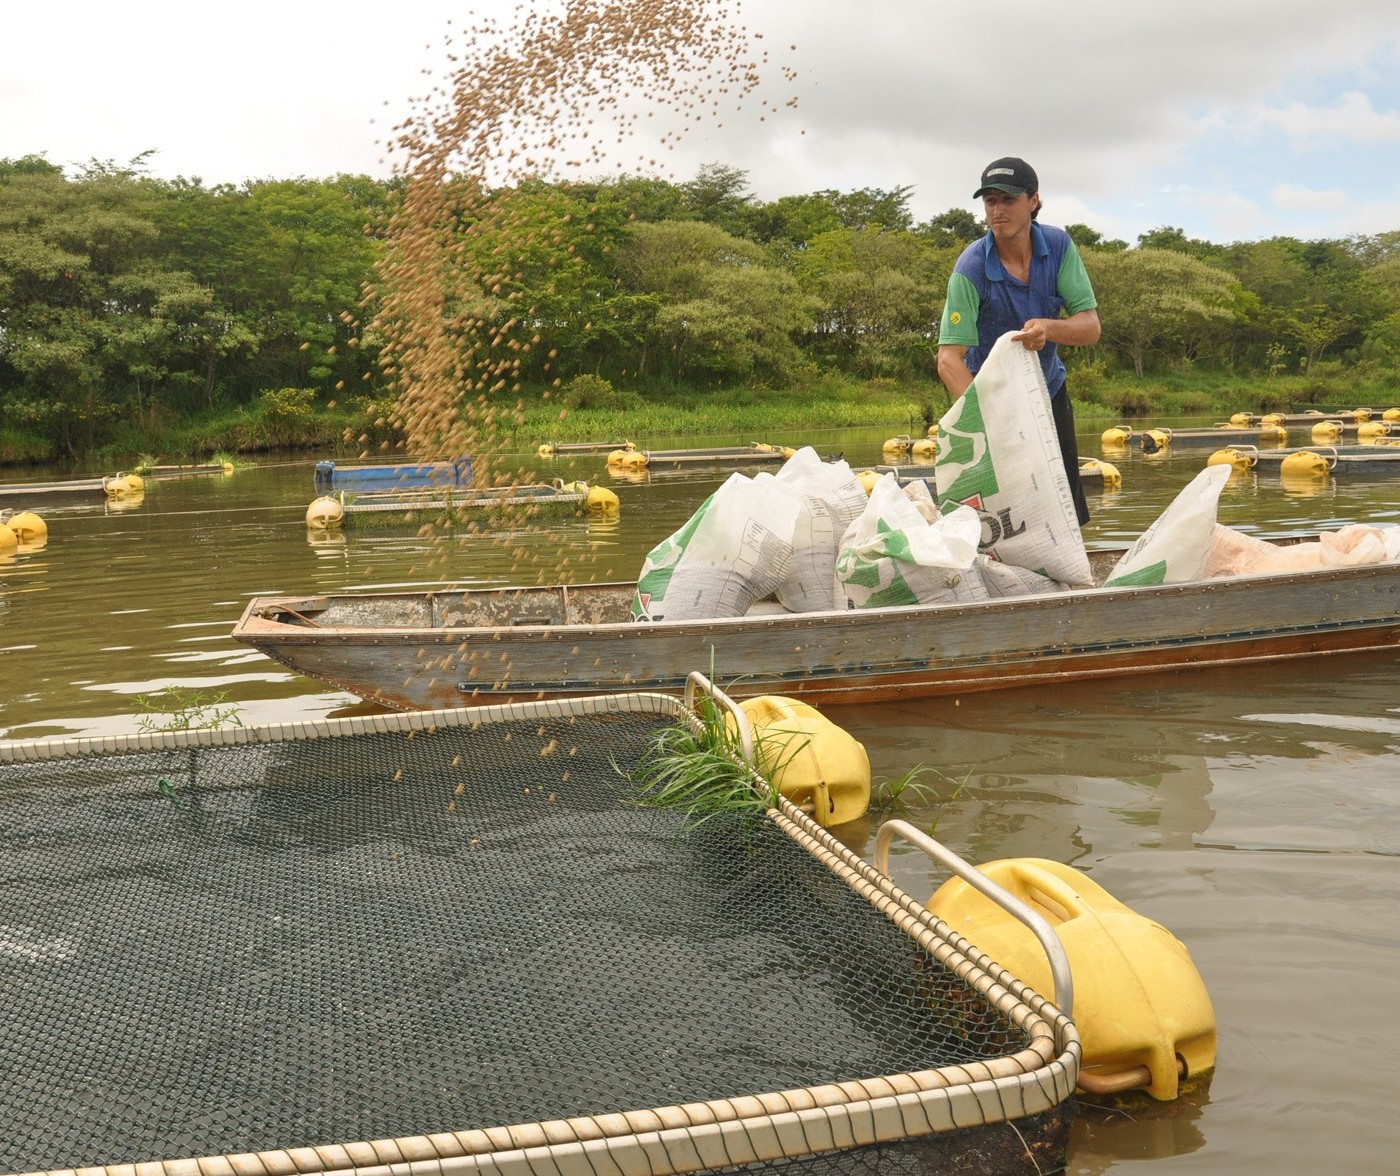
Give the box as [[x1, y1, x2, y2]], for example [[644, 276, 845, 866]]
[[974, 157, 1038, 199]]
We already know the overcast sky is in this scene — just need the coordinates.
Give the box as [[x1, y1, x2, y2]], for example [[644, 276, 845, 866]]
[[8, 0, 1400, 246]]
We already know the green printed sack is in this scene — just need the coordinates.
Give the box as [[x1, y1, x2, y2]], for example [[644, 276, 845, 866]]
[[632, 472, 801, 622], [834, 474, 986, 609], [935, 332, 1092, 586], [1106, 464, 1232, 587]]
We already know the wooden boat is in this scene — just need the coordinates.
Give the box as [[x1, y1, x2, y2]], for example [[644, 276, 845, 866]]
[[313, 456, 472, 493], [232, 537, 1400, 711]]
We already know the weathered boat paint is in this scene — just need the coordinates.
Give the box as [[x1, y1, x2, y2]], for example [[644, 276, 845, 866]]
[[232, 540, 1400, 711]]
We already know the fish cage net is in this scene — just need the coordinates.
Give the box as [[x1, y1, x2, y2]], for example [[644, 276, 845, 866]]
[[0, 694, 1074, 1175]]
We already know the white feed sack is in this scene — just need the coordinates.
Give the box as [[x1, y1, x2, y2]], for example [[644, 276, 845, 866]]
[[1106, 464, 1232, 587], [934, 332, 1092, 586], [834, 473, 988, 609], [631, 472, 801, 622], [768, 447, 870, 612], [1206, 523, 1388, 575]]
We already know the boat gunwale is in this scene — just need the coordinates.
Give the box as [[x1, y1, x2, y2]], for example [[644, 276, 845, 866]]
[[232, 534, 1394, 645]]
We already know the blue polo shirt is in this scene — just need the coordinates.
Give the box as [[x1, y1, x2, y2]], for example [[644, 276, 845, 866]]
[[938, 223, 1096, 398]]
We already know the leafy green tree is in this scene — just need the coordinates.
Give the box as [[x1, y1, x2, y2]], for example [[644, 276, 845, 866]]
[[616, 219, 811, 383], [792, 227, 948, 377], [680, 162, 756, 236], [0, 158, 212, 456], [916, 207, 984, 249], [1083, 248, 1239, 377]]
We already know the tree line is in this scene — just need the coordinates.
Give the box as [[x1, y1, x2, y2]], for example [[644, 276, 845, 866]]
[[3, 154, 1399, 461]]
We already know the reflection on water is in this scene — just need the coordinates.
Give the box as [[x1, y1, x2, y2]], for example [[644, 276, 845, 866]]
[[1, 428, 1399, 1171]]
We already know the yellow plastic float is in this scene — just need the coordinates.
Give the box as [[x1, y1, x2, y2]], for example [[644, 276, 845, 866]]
[[1357, 421, 1391, 442], [1142, 427, 1173, 453], [1384, 408, 1400, 422], [856, 468, 881, 494], [1227, 411, 1255, 427], [585, 485, 620, 515], [537, 442, 556, 457], [0, 522, 16, 552], [4, 510, 47, 542], [926, 422, 940, 439], [607, 447, 649, 469], [735, 695, 871, 827], [1258, 423, 1288, 442], [1260, 412, 1287, 427], [305, 495, 345, 528], [881, 435, 913, 457], [1310, 419, 1343, 442], [910, 437, 937, 459], [1206, 447, 1256, 472], [927, 857, 1216, 1100], [1080, 457, 1122, 488], [1352, 408, 1373, 423], [103, 472, 145, 498], [1100, 425, 1133, 447], [1280, 450, 1332, 478]]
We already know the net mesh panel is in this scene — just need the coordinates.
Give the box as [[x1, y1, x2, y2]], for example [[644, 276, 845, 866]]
[[0, 709, 1061, 1174]]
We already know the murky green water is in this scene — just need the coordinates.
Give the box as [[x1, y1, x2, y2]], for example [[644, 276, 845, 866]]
[[2, 420, 1398, 1172]]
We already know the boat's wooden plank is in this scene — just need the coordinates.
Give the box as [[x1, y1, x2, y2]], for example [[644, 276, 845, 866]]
[[233, 546, 1400, 711]]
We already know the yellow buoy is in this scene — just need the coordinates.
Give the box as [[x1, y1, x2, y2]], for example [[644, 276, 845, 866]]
[[928, 858, 1216, 1100], [586, 485, 619, 515], [881, 435, 912, 456], [1279, 450, 1330, 478], [103, 474, 136, 497], [735, 696, 870, 827], [1144, 428, 1173, 452], [910, 437, 936, 459], [856, 469, 881, 494], [0, 523, 16, 551], [1258, 424, 1288, 443], [1228, 411, 1255, 426], [1310, 420, 1343, 442], [5, 510, 47, 541], [537, 442, 556, 458], [606, 447, 632, 467], [1260, 412, 1286, 427], [1357, 421, 1389, 442], [1100, 425, 1132, 446], [1352, 408, 1372, 423], [1383, 408, 1400, 422], [926, 422, 940, 439], [1206, 448, 1254, 472], [559, 480, 589, 494], [1080, 458, 1122, 488], [305, 495, 345, 528]]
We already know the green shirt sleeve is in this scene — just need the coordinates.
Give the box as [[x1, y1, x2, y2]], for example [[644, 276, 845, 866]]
[[1057, 242, 1097, 316], [938, 271, 981, 346]]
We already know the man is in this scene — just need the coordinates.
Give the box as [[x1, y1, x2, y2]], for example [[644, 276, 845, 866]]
[[937, 157, 1101, 525]]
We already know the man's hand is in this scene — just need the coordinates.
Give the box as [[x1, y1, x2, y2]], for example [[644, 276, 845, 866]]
[[1012, 319, 1050, 351]]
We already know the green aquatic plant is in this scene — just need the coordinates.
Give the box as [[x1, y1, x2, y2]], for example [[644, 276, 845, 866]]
[[871, 763, 974, 836], [133, 687, 244, 733], [630, 690, 784, 828]]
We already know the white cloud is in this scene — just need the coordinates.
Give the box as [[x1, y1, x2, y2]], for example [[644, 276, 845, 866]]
[[1273, 184, 1348, 213], [1215, 92, 1400, 147]]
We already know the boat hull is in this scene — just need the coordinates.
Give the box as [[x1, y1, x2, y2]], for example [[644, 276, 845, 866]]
[[233, 554, 1400, 711]]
